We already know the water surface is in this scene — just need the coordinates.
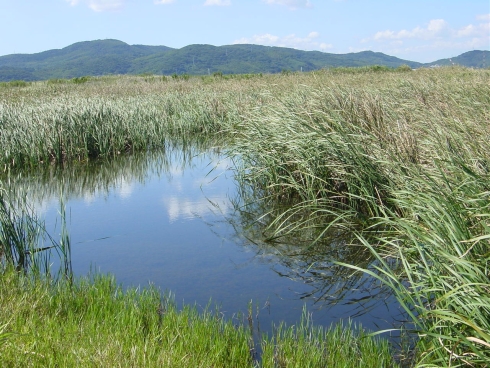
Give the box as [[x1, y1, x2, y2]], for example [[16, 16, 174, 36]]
[[7, 141, 404, 337]]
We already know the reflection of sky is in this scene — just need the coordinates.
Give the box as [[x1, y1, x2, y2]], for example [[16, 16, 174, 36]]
[[160, 156, 232, 223], [15, 149, 401, 340], [162, 195, 230, 223]]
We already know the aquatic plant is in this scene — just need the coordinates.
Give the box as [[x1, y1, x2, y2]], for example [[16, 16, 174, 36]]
[[230, 66, 489, 365]]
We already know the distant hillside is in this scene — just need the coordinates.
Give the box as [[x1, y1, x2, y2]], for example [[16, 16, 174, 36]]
[[426, 50, 489, 68], [0, 39, 173, 81], [0, 39, 486, 82], [128, 44, 423, 76]]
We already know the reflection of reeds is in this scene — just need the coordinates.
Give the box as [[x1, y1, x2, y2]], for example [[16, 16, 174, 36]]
[[3, 137, 224, 206], [227, 186, 396, 316]]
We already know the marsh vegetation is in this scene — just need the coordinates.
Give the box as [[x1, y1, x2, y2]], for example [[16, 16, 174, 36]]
[[1, 66, 489, 366]]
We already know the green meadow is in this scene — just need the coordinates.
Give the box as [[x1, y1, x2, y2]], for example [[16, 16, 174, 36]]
[[1, 66, 489, 366]]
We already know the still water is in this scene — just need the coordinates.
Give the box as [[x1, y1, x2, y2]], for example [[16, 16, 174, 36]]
[[8, 141, 404, 337]]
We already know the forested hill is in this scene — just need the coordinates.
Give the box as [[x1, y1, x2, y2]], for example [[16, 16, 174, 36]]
[[0, 39, 487, 81], [426, 50, 489, 68]]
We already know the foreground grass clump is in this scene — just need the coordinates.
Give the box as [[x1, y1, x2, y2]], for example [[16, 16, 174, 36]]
[[261, 317, 397, 367], [0, 269, 253, 367], [0, 269, 397, 367]]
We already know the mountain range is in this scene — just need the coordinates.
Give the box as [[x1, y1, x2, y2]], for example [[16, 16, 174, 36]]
[[0, 39, 488, 82]]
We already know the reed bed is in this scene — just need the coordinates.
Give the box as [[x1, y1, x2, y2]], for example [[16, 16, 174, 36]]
[[0, 76, 248, 168], [1, 66, 489, 365], [230, 66, 490, 366], [261, 316, 395, 367]]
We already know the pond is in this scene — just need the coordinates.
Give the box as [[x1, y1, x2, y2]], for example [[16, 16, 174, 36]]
[[5, 140, 404, 339]]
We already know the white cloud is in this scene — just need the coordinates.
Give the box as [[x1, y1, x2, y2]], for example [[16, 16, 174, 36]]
[[370, 18, 489, 44], [476, 13, 490, 21], [427, 19, 448, 33], [204, 0, 231, 6], [116, 178, 134, 199], [65, 0, 124, 12], [263, 0, 312, 10], [457, 24, 477, 37], [319, 43, 333, 51], [456, 22, 489, 39], [234, 31, 332, 51], [154, 0, 175, 4], [373, 19, 449, 41], [360, 16, 489, 62]]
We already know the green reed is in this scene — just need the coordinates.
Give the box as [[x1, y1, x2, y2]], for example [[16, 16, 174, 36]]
[[0, 76, 245, 168], [261, 313, 396, 368], [0, 188, 45, 273], [230, 66, 489, 365]]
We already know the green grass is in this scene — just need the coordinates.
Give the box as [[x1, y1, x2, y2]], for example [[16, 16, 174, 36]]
[[261, 314, 396, 368], [0, 268, 398, 367]]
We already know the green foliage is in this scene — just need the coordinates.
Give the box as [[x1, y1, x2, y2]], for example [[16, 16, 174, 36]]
[[46, 78, 68, 84], [71, 75, 90, 84], [0, 269, 398, 367], [0, 39, 486, 82], [368, 64, 391, 72], [0, 67, 488, 365], [230, 66, 490, 366], [262, 316, 397, 367], [11, 39, 490, 82], [427, 50, 490, 68], [0, 80, 29, 88], [396, 64, 413, 72]]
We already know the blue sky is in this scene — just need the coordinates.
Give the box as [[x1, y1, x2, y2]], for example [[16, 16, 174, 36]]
[[1, 0, 488, 62]]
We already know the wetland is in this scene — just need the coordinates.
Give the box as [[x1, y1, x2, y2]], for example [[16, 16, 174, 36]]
[[1, 66, 489, 366]]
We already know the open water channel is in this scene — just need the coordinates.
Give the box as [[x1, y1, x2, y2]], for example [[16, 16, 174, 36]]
[[6, 140, 405, 339]]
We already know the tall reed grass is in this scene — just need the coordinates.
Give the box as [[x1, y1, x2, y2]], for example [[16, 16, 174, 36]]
[[230, 66, 489, 366]]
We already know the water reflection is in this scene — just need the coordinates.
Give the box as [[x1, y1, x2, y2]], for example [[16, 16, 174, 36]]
[[5, 139, 224, 207], [225, 189, 397, 320], [1, 139, 404, 336]]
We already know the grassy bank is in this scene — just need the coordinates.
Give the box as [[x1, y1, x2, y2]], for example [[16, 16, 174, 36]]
[[0, 268, 397, 367], [1, 66, 489, 366]]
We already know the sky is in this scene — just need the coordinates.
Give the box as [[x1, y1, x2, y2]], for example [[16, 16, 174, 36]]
[[0, 0, 488, 62]]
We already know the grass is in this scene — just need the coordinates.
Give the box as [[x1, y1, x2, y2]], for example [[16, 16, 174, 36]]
[[261, 313, 396, 367], [0, 268, 398, 367], [0, 66, 489, 366]]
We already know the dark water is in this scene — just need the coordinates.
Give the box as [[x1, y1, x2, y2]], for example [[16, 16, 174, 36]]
[[7, 141, 405, 339]]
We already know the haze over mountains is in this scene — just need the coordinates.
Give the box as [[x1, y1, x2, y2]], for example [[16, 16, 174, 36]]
[[0, 39, 488, 82]]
